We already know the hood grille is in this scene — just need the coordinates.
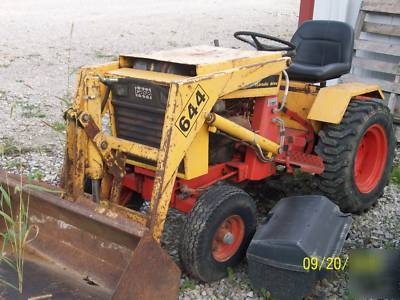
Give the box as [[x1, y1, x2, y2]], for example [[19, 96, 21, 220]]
[[111, 79, 169, 149]]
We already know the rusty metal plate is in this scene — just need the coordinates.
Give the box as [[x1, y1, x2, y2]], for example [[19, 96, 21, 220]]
[[0, 251, 110, 300], [112, 233, 181, 300]]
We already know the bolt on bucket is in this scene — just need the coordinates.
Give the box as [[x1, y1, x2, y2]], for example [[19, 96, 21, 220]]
[[0, 170, 180, 300]]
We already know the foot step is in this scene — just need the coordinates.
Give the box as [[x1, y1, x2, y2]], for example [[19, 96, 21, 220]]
[[275, 151, 324, 174]]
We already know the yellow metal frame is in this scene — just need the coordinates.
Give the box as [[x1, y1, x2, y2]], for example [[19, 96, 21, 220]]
[[64, 49, 289, 241], [307, 82, 384, 124], [276, 80, 384, 131], [206, 113, 280, 154]]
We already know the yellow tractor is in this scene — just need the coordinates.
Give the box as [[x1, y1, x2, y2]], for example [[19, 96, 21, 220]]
[[0, 20, 395, 299]]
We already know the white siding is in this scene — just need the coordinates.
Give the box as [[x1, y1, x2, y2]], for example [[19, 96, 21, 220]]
[[313, 0, 361, 25], [313, 0, 400, 114]]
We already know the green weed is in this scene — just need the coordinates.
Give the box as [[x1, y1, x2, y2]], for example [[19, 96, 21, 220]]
[[94, 51, 118, 60], [0, 181, 39, 293], [343, 289, 356, 300], [0, 138, 30, 156], [180, 278, 196, 291], [51, 121, 66, 133], [390, 165, 400, 185], [384, 239, 396, 249], [227, 267, 235, 283], [259, 288, 272, 299], [0, 138, 19, 156], [4, 160, 28, 170], [55, 92, 73, 108], [27, 170, 44, 181], [19, 102, 46, 119], [41, 120, 66, 134]]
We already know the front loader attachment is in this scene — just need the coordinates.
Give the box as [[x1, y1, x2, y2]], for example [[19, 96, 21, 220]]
[[0, 171, 180, 299]]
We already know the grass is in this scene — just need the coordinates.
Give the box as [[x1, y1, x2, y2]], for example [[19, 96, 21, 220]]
[[343, 289, 356, 300], [0, 138, 31, 156], [238, 277, 251, 289], [0, 138, 19, 156], [227, 267, 235, 283], [4, 160, 28, 170], [58, 24, 74, 110], [258, 288, 272, 299], [67, 23, 74, 99], [384, 238, 397, 249], [55, 91, 73, 109], [180, 278, 196, 291], [94, 51, 118, 60], [41, 120, 66, 134], [0, 181, 39, 293], [390, 164, 400, 185], [18, 101, 46, 119], [49, 121, 66, 133], [51, 121, 66, 133], [27, 170, 44, 181]]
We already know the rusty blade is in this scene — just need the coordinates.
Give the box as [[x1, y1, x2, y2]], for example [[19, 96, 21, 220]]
[[0, 170, 181, 299], [112, 233, 181, 300], [0, 171, 153, 293], [0, 171, 146, 291]]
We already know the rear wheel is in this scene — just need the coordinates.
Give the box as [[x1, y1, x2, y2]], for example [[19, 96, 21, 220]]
[[316, 99, 395, 213], [179, 185, 257, 282]]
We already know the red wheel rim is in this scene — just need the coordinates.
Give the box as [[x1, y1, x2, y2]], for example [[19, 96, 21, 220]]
[[212, 215, 245, 262], [354, 124, 388, 193]]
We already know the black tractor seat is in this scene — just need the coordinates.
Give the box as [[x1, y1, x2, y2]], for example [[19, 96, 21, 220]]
[[287, 20, 354, 82]]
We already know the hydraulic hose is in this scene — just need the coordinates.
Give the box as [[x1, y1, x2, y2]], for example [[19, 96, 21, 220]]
[[273, 70, 289, 113]]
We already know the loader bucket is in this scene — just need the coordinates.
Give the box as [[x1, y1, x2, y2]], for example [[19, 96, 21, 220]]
[[0, 170, 180, 299]]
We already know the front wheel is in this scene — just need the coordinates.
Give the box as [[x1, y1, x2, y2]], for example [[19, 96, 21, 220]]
[[316, 99, 395, 213], [179, 185, 257, 282]]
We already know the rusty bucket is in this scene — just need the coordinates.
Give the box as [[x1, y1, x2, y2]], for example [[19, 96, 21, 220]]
[[0, 170, 180, 300]]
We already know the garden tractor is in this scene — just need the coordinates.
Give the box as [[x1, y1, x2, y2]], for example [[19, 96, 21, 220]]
[[0, 20, 395, 299]]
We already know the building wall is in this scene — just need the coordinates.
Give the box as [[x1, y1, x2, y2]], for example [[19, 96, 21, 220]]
[[313, 0, 400, 113], [313, 0, 355, 23]]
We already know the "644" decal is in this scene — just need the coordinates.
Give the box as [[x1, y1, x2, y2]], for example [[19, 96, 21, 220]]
[[175, 85, 209, 136]]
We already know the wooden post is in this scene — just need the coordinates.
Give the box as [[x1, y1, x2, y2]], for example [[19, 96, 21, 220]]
[[299, 0, 315, 26]]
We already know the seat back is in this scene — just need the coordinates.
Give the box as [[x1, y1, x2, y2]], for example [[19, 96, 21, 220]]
[[286, 20, 354, 82], [291, 20, 354, 67]]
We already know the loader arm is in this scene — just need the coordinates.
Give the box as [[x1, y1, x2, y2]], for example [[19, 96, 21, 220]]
[[149, 57, 289, 239]]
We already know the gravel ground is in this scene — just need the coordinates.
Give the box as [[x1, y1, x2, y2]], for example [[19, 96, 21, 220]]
[[1, 0, 400, 299]]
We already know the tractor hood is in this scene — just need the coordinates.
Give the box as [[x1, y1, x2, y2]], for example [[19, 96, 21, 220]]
[[118, 45, 284, 76]]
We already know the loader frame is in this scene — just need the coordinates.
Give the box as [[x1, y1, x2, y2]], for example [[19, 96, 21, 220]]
[[63, 53, 290, 241]]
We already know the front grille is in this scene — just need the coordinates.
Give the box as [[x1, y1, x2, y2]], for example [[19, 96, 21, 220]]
[[111, 78, 169, 149]]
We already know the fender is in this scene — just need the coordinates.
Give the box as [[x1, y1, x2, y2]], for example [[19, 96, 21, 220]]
[[307, 82, 384, 124]]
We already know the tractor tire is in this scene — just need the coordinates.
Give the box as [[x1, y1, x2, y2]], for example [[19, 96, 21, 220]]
[[315, 99, 395, 213], [179, 184, 257, 282]]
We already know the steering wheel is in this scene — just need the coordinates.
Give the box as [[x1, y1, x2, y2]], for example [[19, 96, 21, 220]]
[[234, 31, 296, 52]]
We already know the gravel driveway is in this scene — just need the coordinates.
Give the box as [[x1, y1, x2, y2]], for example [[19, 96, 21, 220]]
[[1, 0, 400, 299]]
